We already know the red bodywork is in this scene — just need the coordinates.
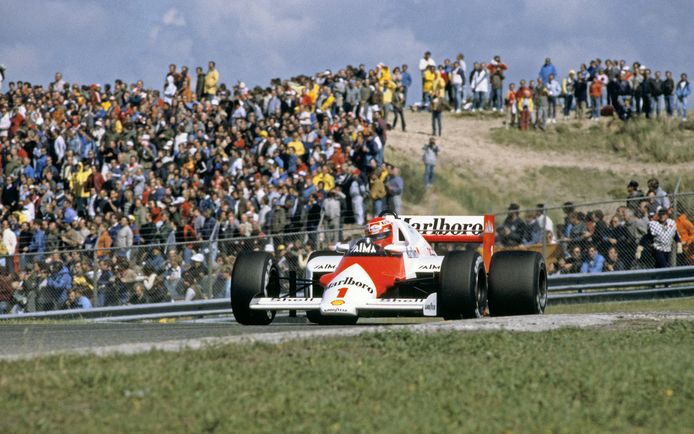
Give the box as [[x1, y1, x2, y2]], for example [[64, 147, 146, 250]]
[[318, 256, 405, 297]]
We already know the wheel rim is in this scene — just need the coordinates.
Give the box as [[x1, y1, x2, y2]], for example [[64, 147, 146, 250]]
[[260, 262, 280, 321], [473, 260, 486, 317], [536, 265, 548, 313]]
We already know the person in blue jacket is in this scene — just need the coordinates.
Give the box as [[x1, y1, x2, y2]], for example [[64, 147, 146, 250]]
[[675, 72, 691, 121], [45, 261, 72, 310], [539, 58, 558, 84], [581, 244, 605, 273]]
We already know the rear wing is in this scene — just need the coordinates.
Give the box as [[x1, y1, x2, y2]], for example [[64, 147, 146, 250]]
[[402, 215, 495, 271]]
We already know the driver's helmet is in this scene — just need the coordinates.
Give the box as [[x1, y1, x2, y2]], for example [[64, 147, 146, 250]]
[[366, 217, 394, 248]]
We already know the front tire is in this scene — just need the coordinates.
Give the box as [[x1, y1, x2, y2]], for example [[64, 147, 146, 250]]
[[487, 251, 547, 316], [231, 251, 280, 325], [439, 250, 487, 319]]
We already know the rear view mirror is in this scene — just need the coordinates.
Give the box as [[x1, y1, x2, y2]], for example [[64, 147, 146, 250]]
[[384, 244, 406, 255]]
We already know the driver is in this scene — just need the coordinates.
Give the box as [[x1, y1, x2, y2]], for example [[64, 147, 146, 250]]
[[366, 216, 394, 249]]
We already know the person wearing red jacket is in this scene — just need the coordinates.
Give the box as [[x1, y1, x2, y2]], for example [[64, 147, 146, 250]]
[[487, 56, 509, 111]]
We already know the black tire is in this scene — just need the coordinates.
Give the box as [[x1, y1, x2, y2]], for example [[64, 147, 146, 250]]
[[439, 250, 487, 319], [306, 250, 356, 325], [487, 251, 547, 316], [230, 251, 280, 325]]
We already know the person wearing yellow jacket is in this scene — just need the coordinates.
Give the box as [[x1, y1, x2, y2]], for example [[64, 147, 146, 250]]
[[69, 162, 92, 209], [204, 61, 219, 98], [312, 165, 335, 192], [432, 70, 446, 99], [422, 65, 436, 108], [378, 64, 392, 85]]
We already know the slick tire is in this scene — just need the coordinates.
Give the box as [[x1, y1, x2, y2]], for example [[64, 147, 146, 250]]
[[487, 251, 547, 316], [231, 251, 280, 325], [439, 250, 487, 319]]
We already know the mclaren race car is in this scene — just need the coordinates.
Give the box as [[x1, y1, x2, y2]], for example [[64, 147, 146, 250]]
[[230, 212, 547, 325]]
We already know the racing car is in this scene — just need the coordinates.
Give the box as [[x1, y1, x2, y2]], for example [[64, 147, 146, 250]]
[[230, 212, 547, 325]]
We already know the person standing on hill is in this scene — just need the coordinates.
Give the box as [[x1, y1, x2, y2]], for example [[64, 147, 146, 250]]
[[487, 55, 508, 112], [195, 66, 205, 101], [662, 71, 675, 117], [431, 96, 442, 136], [676, 72, 690, 121], [539, 58, 557, 84], [547, 73, 561, 123], [204, 61, 218, 100], [422, 137, 439, 188]]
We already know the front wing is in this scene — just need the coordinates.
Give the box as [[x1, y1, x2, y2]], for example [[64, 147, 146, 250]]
[[249, 293, 438, 317]]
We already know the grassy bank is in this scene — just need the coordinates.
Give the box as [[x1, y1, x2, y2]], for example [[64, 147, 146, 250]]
[[491, 117, 694, 164], [550, 296, 694, 314], [1, 321, 693, 433]]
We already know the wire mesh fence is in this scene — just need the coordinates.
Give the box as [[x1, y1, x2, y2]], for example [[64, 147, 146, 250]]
[[4, 226, 364, 314], [492, 191, 694, 276], [3, 191, 694, 314]]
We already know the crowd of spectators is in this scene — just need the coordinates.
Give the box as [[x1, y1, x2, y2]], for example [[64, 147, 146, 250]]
[[0, 60, 411, 313], [505, 58, 691, 130], [495, 177, 694, 274], [0, 51, 690, 313]]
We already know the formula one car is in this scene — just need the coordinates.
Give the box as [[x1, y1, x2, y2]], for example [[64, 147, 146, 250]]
[[230, 212, 547, 325]]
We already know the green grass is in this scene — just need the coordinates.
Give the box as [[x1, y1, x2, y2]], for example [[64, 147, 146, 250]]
[[550, 296, 694, 314], [491, 117, 694, 164], [1, 321, 693, 433]]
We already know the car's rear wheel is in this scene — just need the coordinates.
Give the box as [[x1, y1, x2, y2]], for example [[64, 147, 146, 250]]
[[487, 251, 547, 316], [439, 250, 487, 319], [231, 251, 280, 325]]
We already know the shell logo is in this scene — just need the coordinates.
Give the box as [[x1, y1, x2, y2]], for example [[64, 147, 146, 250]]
[[331, 300, 345, 306]]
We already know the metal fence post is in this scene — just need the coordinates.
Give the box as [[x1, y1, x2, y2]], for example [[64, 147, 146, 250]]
[[92, 229, 100, 306], [671, 178, 681, 267]]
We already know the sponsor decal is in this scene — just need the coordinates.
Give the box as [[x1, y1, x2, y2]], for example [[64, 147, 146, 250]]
[[313, 263, 336, 270], [485, 221, 494, 234], [417, 264, 440, 270], [322, 307, 348, 313], [331, 299, 345, 306], [327, 276, 374, 293], [402, 217, 483, 236], [270, 297, 315, 302], [423, 293, 437, 316], [350, 241, 377, 254]]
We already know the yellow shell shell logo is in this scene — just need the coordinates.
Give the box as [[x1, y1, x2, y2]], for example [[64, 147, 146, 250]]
[[331, 300, 345, 306]]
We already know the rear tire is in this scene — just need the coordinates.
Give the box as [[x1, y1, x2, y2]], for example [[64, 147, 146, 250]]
[[231, 251, 280, 325], [439, 250, 487, 319], [487, 251, 547, 316]]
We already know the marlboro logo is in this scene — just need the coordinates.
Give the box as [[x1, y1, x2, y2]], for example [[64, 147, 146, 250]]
[[403, 217, 483, 236]]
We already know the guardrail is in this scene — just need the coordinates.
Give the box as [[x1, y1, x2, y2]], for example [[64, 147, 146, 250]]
[[2, 266, 693, 321], [548, 265, 694, 303]]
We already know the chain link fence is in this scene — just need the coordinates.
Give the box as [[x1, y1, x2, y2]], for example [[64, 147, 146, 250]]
[[4, 191, 694, 314], [3, 226, 364, 314], [492, 191, 694, 276]]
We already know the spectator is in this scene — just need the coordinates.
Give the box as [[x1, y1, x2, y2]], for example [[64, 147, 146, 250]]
[[581, 245, 605, 273], [487, 56, 508, 112], [431, 96, 442, 136], [647, 178, 670, 210], [574, 74, 588, 119], [385, 166, 404, 215], [636, 208, 682, 268], [538, 58, 558, 84], [419, 51, 436, 102], [505, 83, 517, 127], [391, 85, 406, 131], [662, 71, 675, 117], [589, 76, 603, 120], [400, 64, 412, 104], [321, 189, 342, 245], [604, 246, 626, 272], [63, 286, 92, 309], [675, 72, 690, 121], [516, 80, 533, 130], [562, 70, 576, 120], [546, 74, 561, 123], [496, 203, 527, 247], [470, 63, 489, 111], [422, 137, 439, 188], [559, 245, 583, 274], [44, 260, 72, 310], [369, 171, 386, 218], [676, 204, 694, 265], [533, 78, 548, 130], [204, 61, 219, 99]]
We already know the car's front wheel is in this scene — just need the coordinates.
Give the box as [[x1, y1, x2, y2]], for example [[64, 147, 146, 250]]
[[231, 251, 280, 325]]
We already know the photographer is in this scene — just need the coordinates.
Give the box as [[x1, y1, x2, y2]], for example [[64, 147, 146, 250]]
[[43, 260, 72, 310], [422, 137, 439, 188]]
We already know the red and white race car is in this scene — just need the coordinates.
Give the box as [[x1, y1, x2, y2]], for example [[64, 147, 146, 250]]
[[230, 212, 547, 325]]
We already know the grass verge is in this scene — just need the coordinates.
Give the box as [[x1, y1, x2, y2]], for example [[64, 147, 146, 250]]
[[549, 296, 694, 314], [490, 117, 694, 164], [1, 321, 693, 433]]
